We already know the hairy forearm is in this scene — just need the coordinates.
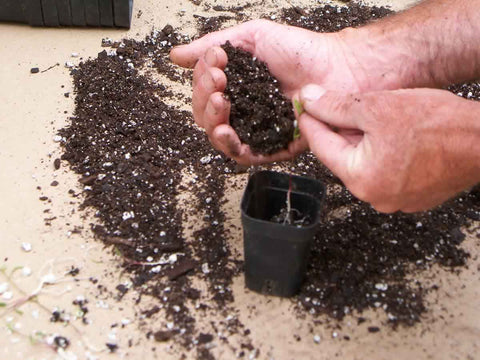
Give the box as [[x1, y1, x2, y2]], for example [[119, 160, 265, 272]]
[[340, 0, 480, 91]]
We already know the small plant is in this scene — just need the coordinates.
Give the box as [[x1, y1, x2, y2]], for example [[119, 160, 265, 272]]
[[293, 99, 304, 140]]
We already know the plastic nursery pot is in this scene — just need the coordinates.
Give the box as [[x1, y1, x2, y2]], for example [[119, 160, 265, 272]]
[[0, 0, 133, 28], [241, 170, 325, 297]]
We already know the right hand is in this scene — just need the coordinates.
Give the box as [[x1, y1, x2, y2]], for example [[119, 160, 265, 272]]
[[296, 85, 480, 213], [170, 20, 373, 165]]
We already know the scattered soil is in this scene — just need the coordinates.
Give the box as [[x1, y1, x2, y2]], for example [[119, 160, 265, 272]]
[[59, 26, 244, 359], [56, 2, 480, 359], [222, 42, 295, 155], [280, 3, 393, 32]]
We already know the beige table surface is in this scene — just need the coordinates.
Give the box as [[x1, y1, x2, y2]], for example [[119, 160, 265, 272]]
[[1, 0, 479, 359]]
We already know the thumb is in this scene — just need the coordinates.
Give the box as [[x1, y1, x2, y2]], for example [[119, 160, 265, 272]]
[[298, 111, 359, 182], [299, 84, 362, 130]]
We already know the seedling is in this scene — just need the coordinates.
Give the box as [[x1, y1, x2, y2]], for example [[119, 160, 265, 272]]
[[293, 99, 304, 140]]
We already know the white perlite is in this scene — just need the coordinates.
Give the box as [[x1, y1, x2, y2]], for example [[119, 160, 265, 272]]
[[202, 263, 210, 274], [21, 242, 32, 252], [375, 283, 388, 291], [122, 211, 135, 220], [22, 267, 32, 277], [0, 282, 9, 294]]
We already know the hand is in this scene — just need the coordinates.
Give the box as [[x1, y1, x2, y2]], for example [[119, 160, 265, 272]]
[[296, 84, 480, 213], [170, 20, 369, 165]]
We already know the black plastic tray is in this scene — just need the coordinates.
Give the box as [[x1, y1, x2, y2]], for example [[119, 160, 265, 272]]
[[0, 0, 133, 27], [42, 0, 60, 26], [85, 0, 100, 26], [56, 0, 72, 25]]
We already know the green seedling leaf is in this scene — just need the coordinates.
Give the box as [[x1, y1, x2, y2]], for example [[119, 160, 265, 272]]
[[294, 99, 304, 115], [0, 302, 6, 307], [293, 126, 301, 140]]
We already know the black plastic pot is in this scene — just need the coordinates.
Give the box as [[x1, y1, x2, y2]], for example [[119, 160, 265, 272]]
[[241, 170, 325, 297], [0, 0, 133, 27]]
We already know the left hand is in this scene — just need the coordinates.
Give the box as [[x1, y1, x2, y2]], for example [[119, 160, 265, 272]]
[[296, 85, 480, 213], [170, 20, 371, 165]]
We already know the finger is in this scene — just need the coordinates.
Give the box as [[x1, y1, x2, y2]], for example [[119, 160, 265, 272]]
[[192, 57, 208, 89], [192, 64, 215, 127], [204, 46, 228, 70], [288, 136, 309, 157], [298, 112, 358, 181], [210, 124, 245, 159], [192, 67, 226, 128], [193, 47, 228, 88], [299, 84, 362, 130], [204, 92, 230, 135], [210, 124, 307, 166], [249, 145, 304, 165], [170, 21, 261, 68]]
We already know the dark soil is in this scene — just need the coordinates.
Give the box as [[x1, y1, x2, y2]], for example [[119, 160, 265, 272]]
[[280, 3, 393, 32], [59, 26, 244, 359], [56, 1, 480, 359], [222, 42, 295, 155]]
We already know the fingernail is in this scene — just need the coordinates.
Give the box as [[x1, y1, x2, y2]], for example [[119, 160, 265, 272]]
[[300, 84, 326, 102], [204, 48, 217, 67], [202, 72, 215, 91]]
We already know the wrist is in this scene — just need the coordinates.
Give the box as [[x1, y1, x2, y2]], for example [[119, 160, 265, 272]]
[[338, 26, 429, 92]]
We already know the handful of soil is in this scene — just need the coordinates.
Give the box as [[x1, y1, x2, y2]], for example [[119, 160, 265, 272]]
[[222, 42, 295, 155]]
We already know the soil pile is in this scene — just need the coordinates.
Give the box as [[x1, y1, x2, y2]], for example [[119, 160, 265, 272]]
[[223, 42, 295, 155]]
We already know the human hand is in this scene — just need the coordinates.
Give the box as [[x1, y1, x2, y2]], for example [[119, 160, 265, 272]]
[[170, 20, 368, 165], [296, 85, 480, 213]]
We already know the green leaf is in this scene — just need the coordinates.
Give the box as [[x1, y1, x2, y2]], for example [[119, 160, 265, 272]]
[[293, 126, 301, 140], [294, 99, 304, 116], [0, 302, 6, 307]]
